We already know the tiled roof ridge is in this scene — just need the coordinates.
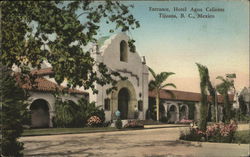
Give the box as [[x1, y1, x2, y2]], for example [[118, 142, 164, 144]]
[[162, 89, 200, 94], [15, 73, 87, 95], [149, 89, 234, 103], [31, 67, 53, 76]]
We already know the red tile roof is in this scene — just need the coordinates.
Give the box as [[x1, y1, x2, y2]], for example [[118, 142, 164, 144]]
[[24, 68, 86, 94], [31, 68, 53, 76], [29, 68, 234, 103], [16, 74, 87, 95], [149, 89, 234, 104]]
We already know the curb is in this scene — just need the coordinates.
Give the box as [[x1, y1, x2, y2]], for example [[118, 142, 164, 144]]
[[21, 125, 190, 137]]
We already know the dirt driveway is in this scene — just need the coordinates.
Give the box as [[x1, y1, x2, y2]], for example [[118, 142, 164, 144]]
[[20, 127, 249, 157]]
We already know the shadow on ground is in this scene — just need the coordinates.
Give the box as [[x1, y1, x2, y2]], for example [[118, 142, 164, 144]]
[[24, 136, 202, 157]]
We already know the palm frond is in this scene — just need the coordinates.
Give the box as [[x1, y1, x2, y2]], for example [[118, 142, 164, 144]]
[[216, 77, 235, 94], [148, 80, 157, 91], [196, 63, 208, 82], [216, 76, 227, 82], [156, 72, 175, 83], [148, 66, 157, 79], [160, 83, 176, 89]]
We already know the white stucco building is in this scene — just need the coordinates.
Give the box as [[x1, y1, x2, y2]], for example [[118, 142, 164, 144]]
[[22, 33, 149, 127], [88, 33, 149, 121], [17, 33, 238, 128]]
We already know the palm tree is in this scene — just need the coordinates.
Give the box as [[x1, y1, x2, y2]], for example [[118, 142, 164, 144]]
[[148, 67, 176, 121], [206, 71, 217, 122], [216, 76, 235, 122], [196, 63, 209, 131]]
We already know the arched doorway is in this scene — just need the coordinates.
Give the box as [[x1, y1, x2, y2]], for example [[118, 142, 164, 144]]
[[30, 99, 50, 128], [118, 88, 130, 119], [169, 105, 177, 123], [180, 105, 188, 120]]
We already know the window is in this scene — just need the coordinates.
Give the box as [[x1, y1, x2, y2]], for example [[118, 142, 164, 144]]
[[104, 98, 110, 111], [138, 100, 143, 111], [120, 40, 128, 62]]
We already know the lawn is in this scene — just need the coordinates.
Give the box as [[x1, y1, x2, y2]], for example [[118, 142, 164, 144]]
[[234, 130, 250, 144], [22, 127, 119, 136]]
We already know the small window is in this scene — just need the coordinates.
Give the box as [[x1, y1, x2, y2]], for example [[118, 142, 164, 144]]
[[138, 100, 143, 111], [120, 40, 128, 62], [104, 98, 110, 111]]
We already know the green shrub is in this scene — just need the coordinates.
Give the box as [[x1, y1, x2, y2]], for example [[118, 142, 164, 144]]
[[53, 98, 105, 128], [0, 66, 29, 156], [53, 99, 76, 127], [180, 128, 204, 141], [234, 130, 250, 144], [102, 121, 112, 127], [160, 116, 168, 123], [115, 119, 123, 129]]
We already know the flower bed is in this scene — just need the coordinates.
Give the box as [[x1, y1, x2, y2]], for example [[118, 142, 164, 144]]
[[179, 119, 193, 124], [87, 116, 102, 127], [180, 121, 238, 143], [124, 120, 144, 128]]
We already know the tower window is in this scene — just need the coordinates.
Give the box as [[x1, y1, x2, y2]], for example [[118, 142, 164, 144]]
[[120, 40, 128, 62]]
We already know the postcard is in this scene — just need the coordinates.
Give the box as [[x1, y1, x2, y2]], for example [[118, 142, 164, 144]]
[[1, 0, 249, 157]]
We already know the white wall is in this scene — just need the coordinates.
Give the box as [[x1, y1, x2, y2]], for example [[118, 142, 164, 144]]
[[89, 33, 149, 120], [28, 91, 83, 127]]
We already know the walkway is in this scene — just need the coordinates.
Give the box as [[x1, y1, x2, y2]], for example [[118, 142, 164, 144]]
[[20, 126, 249, 157]]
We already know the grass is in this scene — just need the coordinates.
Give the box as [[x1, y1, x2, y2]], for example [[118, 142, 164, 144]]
[[234, 130, 250, 144], [22, 127, 119, 136]]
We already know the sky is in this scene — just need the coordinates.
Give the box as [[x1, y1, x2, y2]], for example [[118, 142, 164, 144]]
[[95, 0, 249, 93]]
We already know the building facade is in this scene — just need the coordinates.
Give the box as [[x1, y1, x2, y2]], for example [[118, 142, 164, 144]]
[[148, 89, 234, 123], [89, 33, 149, 121], [23, 33, 149, 127], [20, 73, 88, 128], [18, 33, 237, 128]]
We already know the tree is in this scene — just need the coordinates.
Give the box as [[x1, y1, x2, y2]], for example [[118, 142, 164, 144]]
[[148, 67, 176, 121], [196, 63, 209, 131], [216, 76, 235, 123], [195, 63, 218, 122], [1, 1, 140, 93], [1, 1, 139, 155], [206, 74, 217, 122], [238, 94, 247, 115], [0, 66, 29, 156]]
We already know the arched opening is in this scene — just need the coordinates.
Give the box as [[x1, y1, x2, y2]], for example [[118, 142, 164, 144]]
[[180, 105, 188, 120], [169, 105, 177, 123], [111, 80, 137, 120], [120, 40, 128, 62], [118, 88, 130, 119], [30, 99, 50, 128]]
